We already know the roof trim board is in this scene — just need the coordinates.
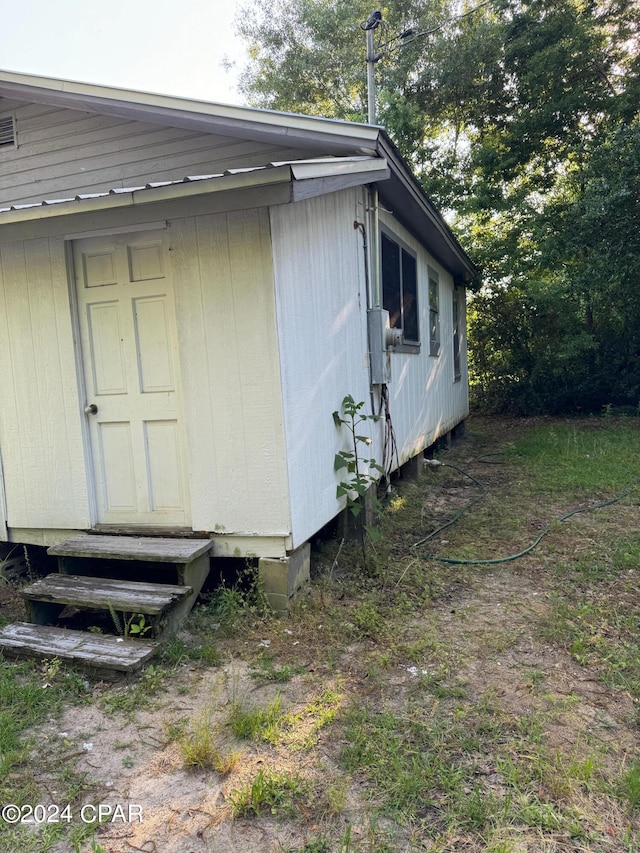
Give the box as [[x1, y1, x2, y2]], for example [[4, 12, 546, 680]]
[[0, 70, 381, 153], [0, 69, 477, 281], [0, 158, 392, 222]]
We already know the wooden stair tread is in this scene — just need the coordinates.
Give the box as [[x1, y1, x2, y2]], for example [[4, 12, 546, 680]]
[[22, 574, 193, 615], [48, 535, 212, 564], [0, 623, 158, 672]]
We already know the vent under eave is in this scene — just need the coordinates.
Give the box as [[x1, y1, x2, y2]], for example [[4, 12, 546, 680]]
[[0, 115, 15, 147]]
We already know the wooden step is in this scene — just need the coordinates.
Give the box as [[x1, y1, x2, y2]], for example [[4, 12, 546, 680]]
[[48, 535, 212, 563], [0, 622, 159, 673], [22, 573, 193, 616]]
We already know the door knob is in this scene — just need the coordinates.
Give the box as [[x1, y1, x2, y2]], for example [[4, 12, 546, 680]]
[[84, 403, 98, 415]]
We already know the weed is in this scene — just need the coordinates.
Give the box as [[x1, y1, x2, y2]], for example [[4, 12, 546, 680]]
[[107, 603, 152, 638], [160, 636, 221, 667], [323, 775, 348, 815], [618, 761, 640, 810], [171, 708, 237, 772], [99, 666, 167, 716], [250, 651, 304, 684], [350, 598, 384, 639], [195, 563, 269, 631], [228, 767, 309, 818], [228, 694, 285, 742], [333, 394, 384, 568]]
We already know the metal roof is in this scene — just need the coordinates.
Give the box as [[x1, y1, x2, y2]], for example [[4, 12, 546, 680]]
[[0, 157, 390, 219]]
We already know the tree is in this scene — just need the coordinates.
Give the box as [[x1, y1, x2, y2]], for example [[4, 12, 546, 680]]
[[237, 0, 640, 414]]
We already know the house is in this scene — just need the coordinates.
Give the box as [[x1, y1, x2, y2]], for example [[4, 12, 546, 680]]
[[0, 70, 476, 633]]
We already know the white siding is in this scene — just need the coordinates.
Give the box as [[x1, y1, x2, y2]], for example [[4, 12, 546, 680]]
[[272, 192, 469, 549], [0, 237, 91, 529], [270, 189, 373, 548], [169, 211, 291, 536], [0, 210, 290, 541], [380, 208, 469, 457], [0, 98, 325, 209]]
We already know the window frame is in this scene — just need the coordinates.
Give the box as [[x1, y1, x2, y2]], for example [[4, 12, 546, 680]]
[[380, 227, 420, 352], [452, 286, 462, 381], [428, 265, 441, 357]]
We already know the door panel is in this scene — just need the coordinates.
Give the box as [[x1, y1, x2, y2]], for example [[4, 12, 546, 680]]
[[98, 421, 137, 512], [133, 297, 174, 392], [74, 231, 190, 526], [144, 420, 183, 510], [87, 301, 127, 394]]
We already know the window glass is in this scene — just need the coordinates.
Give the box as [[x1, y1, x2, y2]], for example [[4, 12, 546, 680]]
[[381, 233, 401, 330], [381, 231, 419, 345], [453, 288, 461, 379], [428, 268, 440, 356], [401, 251, 418, 343]]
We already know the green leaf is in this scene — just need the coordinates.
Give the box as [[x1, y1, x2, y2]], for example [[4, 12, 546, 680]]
[[334, 454, 348, 471]]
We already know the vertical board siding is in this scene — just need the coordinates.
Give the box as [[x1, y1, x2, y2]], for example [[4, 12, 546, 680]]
[[272, 194, 469, 549], [0, 99, 326, 209], [379, 209, 469, 458], [170, 211, 290, 535], [0, 238, 90, 529], [270, 189, 373, 548]]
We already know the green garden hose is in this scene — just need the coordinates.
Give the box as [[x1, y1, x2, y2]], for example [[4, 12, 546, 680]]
[[414, 459, 634, 565]]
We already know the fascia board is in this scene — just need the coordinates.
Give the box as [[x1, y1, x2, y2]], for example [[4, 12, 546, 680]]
[[290, 158, 391, 202], [377, 133, 478, 282], [289, 157, 388, 181]]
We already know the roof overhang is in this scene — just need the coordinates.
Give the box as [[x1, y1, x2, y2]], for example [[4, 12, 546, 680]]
[[376, 135, 477, 284], [0, 158, 391, 240], [0, 70, 380, 155], [0, 69, 477, 281]]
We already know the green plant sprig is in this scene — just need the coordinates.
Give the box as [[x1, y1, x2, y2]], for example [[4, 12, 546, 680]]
[[333, 395, 383, 519]]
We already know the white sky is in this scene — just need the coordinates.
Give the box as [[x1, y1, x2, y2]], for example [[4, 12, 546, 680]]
[[0, 0, 250, 105]]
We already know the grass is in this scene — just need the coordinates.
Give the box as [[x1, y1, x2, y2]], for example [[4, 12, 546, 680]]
[[0, 656, 99, 852], [228, 767, 310, 818], [228, 684, 342, 749], [509, 421, 640, 494], [169, 708, 238, 772], [2, 415, 640, 851]]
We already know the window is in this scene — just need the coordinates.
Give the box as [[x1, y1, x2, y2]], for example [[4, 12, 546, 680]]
[[428, 266, 440, 356], [453, 287, 462, 380], [381, 231, 418, 345], [0, 115, 15, 149]]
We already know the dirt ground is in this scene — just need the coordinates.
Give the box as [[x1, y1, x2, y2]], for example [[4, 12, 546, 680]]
[[4, 417, 639, 852], [29, 562, 636, 853]]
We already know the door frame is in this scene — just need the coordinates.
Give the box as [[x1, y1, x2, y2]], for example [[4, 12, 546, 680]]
[[0, 442, 8, 541], [65, 221, 191, 531]]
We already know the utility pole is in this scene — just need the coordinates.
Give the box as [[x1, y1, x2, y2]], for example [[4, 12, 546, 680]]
[[364, 10, 382, 124]]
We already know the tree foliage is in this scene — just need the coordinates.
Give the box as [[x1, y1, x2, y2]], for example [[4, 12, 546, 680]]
[[237, 0, 640, 414]]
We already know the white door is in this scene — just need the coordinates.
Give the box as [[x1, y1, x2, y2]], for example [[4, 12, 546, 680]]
[[73, 231, 190, 527]]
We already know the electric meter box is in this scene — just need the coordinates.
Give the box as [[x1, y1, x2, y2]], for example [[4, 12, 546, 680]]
[[368, 307, 390, 385]]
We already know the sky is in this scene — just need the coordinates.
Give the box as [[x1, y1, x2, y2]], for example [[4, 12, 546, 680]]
[[0, 0, 250, 105]]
